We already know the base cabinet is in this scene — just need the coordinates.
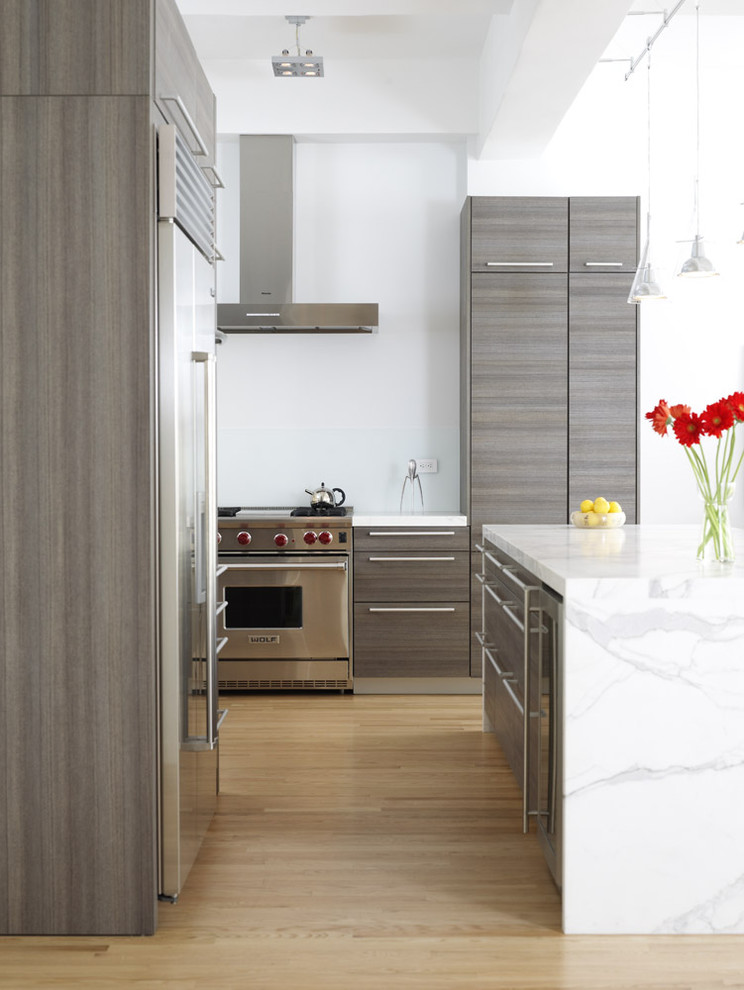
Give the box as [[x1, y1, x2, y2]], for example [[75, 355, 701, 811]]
[[353, 526, 471, 680], [480, 538, 562, 887]]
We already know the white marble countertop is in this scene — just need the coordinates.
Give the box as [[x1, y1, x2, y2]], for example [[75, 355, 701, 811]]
[[482, 522, 744, 935], [482, 523, 744, 596], [354, 512, 468, 527]]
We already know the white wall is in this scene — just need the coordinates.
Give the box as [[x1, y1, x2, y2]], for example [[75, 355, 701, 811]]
[[216, 13, 744, 524], [216, 140, 466, 511]]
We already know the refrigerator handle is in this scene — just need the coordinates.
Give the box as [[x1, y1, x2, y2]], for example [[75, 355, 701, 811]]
[[193, 351, 219, 749]]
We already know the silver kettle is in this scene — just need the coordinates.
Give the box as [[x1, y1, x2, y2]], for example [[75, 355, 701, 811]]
[[305, 482, 346, 507]]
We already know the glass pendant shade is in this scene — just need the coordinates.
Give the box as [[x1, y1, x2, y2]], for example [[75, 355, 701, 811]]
[[678, 233, 719, 277], [628, 220, 666, 303]]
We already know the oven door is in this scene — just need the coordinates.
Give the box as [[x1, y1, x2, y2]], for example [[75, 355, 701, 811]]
[[217, 554, 349, 660]]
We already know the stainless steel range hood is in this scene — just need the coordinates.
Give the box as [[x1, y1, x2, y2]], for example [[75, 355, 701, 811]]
[[217, 136, 378, 334]]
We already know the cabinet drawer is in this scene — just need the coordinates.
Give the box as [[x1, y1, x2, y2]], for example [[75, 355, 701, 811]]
[[353, 602, 470, 677], [354, 527, 469, 552], [354, 551, 469, 602], [483, 581, 527, 699], [483, 647, 524, 785]]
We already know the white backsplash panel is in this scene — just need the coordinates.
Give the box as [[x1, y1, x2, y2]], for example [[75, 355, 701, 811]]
[[217, 426, 460, 512]]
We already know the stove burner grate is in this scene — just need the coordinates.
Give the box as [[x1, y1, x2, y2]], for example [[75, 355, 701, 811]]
[[290, 505, 347, 517]]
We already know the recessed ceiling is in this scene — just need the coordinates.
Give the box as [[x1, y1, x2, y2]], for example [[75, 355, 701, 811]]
[[176, 0, 741, 157]]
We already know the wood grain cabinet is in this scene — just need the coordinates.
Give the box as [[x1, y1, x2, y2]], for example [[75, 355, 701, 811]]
[[460, 197, 638, 676], [353, 527, 471, 679], [0, 0, 215, 936], [461, 196, 639, 676]]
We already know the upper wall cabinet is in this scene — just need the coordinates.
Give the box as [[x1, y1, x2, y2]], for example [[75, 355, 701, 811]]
[[470, 197, 568, 273], [569, 197, 639, 273], [155, 0, 216, 165], [0, 0, 150, 95]]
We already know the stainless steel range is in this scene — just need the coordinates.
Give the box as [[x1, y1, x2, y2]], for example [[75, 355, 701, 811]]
[[217, 506, 353, 690]]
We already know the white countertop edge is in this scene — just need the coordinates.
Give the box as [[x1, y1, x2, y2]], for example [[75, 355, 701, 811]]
[[353, 513, 468, 527], [482, 523, 744, 595]]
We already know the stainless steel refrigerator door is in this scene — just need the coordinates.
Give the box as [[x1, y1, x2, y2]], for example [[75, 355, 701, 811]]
[[158, 217, 218, 900]]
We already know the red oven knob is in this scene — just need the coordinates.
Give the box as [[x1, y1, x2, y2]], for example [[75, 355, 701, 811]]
[[318, 530, 333, 545], [303, 531, 318, 545], [217, 531, 222, 544], [274, 532, 289, 547], [237, 531, 252, 546]]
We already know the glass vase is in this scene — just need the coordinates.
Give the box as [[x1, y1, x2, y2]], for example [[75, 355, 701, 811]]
[[698, 486, 735, 563]]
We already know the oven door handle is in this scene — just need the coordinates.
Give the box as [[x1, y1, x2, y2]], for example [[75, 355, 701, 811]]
[[219, 561, 348, 572]]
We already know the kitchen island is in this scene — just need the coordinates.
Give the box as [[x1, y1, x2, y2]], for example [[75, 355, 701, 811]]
[[483, 523, 744, 935]]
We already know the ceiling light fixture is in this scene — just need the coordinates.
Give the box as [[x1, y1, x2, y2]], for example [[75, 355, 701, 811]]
[[628, 51, 666, 303], [272, 16, 324, 78], [677, 1, 718, 278]]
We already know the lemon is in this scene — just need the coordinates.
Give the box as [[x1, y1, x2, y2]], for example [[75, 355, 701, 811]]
[[593, 496, 610, 514], [579, 499, 594, 513], [585, 511, 601, 527], [608, 501, 622, 513]]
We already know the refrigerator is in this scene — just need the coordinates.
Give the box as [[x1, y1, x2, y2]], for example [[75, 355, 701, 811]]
[[157, 123, 221, 900]]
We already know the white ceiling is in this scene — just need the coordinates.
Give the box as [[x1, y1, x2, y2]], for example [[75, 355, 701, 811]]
[[175, 0, 739, 158]]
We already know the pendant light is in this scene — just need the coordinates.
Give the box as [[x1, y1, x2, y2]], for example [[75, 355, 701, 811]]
[[677, 0, 718, 278], [628, 51, 666, 303], [272, 16, 324, 77]]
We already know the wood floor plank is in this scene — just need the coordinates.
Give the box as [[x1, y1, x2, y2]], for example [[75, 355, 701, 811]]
[[2, 693, 744, 988]]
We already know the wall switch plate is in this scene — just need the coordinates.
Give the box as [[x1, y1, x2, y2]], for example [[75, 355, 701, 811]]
[[416, 458, 438, 474]]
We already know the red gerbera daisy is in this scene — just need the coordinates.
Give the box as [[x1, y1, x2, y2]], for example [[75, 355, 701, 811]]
[[726, 391, 744, 422], [669, 403, 691, 419], [645, 399, 671, 436], [672, 412, 704, 447], [701, 401, 735, 438]]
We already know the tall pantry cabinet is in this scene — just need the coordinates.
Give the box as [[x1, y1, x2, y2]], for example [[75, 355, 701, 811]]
[[460, 197, 639, 675], [0, 0, 215, 935]]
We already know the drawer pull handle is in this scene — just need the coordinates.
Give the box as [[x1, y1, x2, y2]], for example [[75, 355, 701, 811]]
[[503, 604, 526, 633], [368, 556, 456, 562], [502, 565, 539, 595], [485, 261, 554, 267], [583, 261, 624, 267], [484, 583, 515, 608], [503, 677, 525, 715], [368, 607, 456, 613], [484, 550, 507, 570], [367, 531, 456, 537], [484, 647, 516, 682]]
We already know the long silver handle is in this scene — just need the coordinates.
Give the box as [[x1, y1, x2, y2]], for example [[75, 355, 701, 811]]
[[194, 351, 218, 748], [484, 646, 515, 681], [216, 708, 229, 731], [548, 604, 559, 835], [484, 583, 515, 608], [503, 604, 525, 634], [485, 261, 554, 267], [502, 565, 537, 593], [221, 561, 348, 572], [484, 550, 507, 570], [160, 95, 208, 156], [368, 607, 456, 613], [523, 587, 536, 833], [583, 261, 624, 267], [216, 636, 229, 655], [475, 543, 484, 554], [367, 530, 456, 537], [503, 677, 525, 715], [216, 601, 228, 618], [368, 556, 455, 562], [200, 164, 225, 188]]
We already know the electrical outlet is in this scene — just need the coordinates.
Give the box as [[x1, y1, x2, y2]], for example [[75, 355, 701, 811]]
[[416, 458, 438, 474]]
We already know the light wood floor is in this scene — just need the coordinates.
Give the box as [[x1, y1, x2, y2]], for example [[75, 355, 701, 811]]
[[3, 693, 744, 989]]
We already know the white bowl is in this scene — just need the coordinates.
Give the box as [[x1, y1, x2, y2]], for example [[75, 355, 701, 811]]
[[570, 510, 626, 529]]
